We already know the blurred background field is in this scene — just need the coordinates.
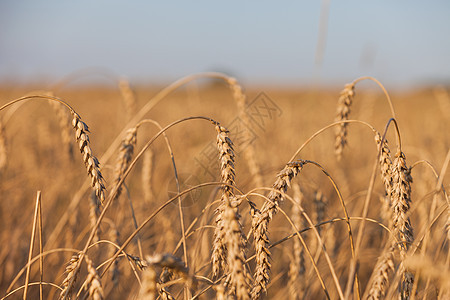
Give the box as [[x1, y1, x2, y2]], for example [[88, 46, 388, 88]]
[[1, 1, 449, 299]]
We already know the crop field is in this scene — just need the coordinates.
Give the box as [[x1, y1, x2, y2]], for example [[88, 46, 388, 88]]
[[0, 73, 449, 299]]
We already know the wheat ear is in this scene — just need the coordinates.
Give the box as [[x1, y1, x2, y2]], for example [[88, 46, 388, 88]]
[[108, 224, 120, 286], [366, 243, 395, 300], [391, 150, 414, 299], [71, 111, 106, 205], [142, 149, 154, 202], [85, 255, 104, 300], [288, 183, 306, 299], [212, 124, 236, 277], [252, 161, 305, 299], [59, 253, 81, 300], [210, 123, 250, 298], [227, 77, 263, 187], [111, 127, 137, 200], [375, 133, 394, 225], [48, 97, 75, 160], [334, 82, 355, 160], [223, 195, 250, 299], [139, 264, 157, 300], [119, 78, 138, 121]]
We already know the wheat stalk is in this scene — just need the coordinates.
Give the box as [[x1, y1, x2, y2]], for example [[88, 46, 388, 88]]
[[89, 192, 101, 243]]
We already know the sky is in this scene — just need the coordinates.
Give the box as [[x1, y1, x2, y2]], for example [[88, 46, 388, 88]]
[[1, 0, 449, 89]]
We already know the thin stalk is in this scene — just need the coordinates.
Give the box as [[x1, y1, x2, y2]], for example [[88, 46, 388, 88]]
[[23, 191, 41, 300], [38, 193, 43, 300]]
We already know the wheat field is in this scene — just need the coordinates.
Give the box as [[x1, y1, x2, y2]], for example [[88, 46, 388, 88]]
[[0, 73, 449, 299]]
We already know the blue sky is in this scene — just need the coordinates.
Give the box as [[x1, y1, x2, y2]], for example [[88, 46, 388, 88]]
[[1, 1, 449, 88]]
